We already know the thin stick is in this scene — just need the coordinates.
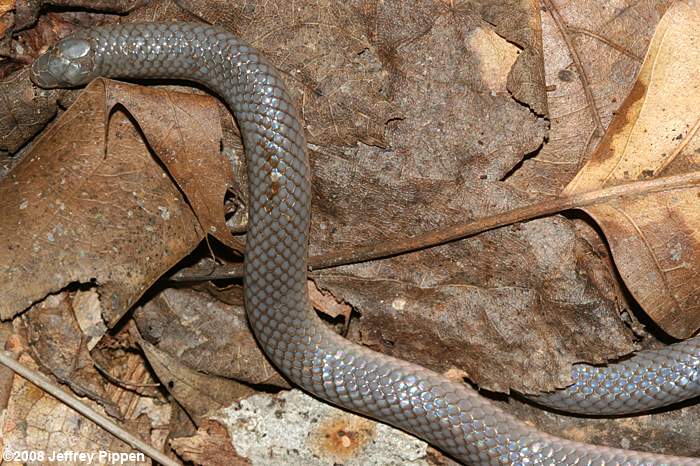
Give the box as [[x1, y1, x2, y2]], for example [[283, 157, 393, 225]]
[[0, 351, 180, 466], [567, 27, 643, 62], [170, 171, 700, 281]]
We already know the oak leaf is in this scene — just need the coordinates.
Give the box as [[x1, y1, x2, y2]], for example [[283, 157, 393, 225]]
[[564, 3, 700, 338]]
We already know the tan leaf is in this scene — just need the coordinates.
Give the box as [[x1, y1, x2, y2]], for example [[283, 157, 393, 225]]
[[564, 2, 700, 338], [21, 292, 121, 418], [308, 280, 352, 320], [508, 0, 673, 195], [102, 83, 239, 250], [479, 0, 548, 115], [0, 69, 58, 156], [0, 1, 15, 16], [0, 79, 233, 325]]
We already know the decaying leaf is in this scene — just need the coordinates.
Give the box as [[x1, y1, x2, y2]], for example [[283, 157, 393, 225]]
[[478, 0, 548, 116], [180, 0, 403, 148], [133, 287, 287, 388], [20, 292, 120, 417], [71, 289, 107, 350], [0, 69, 59, 158], [0, 1, 15, 17], [103, 83, 241, 251], [309, 281, 352, 321], [297, 3, 631, 393], [1, 348, 170, 463], [564, 2, 700, 338], [508, 0, 674, 195], [0, 78, 234, 326], [170, 419, 250, 466], [139, 338, 255, 421]]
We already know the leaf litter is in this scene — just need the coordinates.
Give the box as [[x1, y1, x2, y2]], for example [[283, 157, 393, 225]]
[[0, 0, 698, 463]]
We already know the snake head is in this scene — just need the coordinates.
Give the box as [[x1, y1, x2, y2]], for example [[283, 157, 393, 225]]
[[31, 37, 98, 88]]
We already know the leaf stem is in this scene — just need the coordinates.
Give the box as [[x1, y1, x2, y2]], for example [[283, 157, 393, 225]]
[[170, 171, 700, 281]]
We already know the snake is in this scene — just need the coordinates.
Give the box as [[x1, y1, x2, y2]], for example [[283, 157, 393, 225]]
[[29, 22, 700, 465]]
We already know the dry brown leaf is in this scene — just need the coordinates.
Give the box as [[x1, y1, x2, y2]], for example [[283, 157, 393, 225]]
[[274, 3, 631, 394], [102, 83, 240, 251], [0, 1, 15, 16], [1, 349, 169, 465], [507, 0, 674, 195], [563, 2, 700, 338], [0, 78, 234, 326], [139, 339, 255, 421], [133, 288, 288, 388], [174, 0, 401, 148], [0, 68, 59, 157], [20, 292, 121, 417], [478, 0, 548, 116], [308, 281, 352, 320], [170, 419, 250, 466], [72, 289, 107, 350]]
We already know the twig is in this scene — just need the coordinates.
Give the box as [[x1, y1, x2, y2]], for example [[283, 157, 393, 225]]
[[170, 171, 700, 281], [0, 351, 180, 466], [93, 359, 161, 390], [567, 27, 643, 62]]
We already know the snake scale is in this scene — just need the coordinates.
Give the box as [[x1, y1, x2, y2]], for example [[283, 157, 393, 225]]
[[30, 22, 700, 465]]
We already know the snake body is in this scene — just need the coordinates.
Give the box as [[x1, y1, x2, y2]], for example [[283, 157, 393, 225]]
[[30, 23, 700, 465]]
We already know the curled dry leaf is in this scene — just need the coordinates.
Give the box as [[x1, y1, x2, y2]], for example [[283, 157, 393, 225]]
[[0, 1, 14, 17], [564, 2, 700, 338], [478, 0, 548, 116], [0, 78, 235, 326], [102, 83, 241, 251], [308, 281, 352, 321], [71, 289, 107, 350]]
